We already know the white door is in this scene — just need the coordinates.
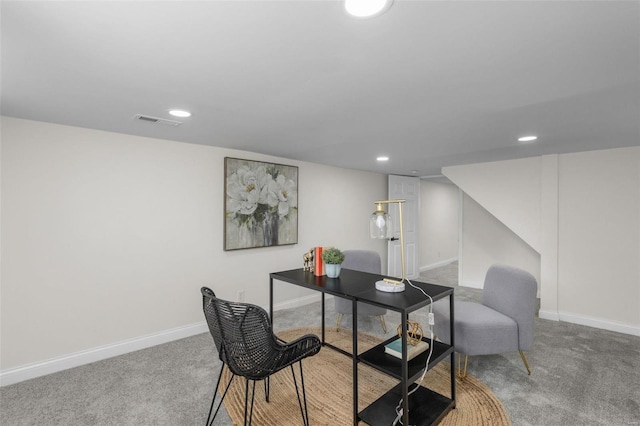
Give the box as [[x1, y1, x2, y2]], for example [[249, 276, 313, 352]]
[[388, 175, 420, 279]]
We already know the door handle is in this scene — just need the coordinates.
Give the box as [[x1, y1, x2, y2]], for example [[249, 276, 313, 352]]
[[390, 237, 399, 241]]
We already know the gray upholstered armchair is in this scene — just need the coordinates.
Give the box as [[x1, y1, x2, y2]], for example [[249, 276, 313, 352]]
[[432, 264, 537, 378], [334, 250, 387, 333]]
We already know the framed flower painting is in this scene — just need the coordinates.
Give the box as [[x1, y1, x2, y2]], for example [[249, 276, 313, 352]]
[[224, 157, 298, 250]]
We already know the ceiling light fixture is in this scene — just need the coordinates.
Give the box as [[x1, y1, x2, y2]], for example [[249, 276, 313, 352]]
[[377, 156, 389, 162], [345, 0, 393, 18], [518, 135, 538, 143], [168, 109, 192, 118]]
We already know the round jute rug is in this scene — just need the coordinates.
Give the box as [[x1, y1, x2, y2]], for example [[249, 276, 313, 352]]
[[219, 327, 511, 425]]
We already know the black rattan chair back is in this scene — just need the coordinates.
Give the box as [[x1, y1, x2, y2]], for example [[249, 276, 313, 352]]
[[201, 287, 224, 357], [201, 287, 320, 426], [202, 287, 277, 379]]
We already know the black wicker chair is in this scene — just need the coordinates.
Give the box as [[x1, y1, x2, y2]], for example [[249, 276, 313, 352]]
[[201, 287, 321, 426]]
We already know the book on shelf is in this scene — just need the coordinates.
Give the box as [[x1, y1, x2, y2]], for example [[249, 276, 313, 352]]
[[384, 338, 429, 361]]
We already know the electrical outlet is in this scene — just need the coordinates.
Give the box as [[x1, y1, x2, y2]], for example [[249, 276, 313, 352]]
[[238, 290, 245, 302]]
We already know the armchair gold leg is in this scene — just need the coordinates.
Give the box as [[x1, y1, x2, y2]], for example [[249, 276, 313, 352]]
[[336, 313, 343, 332], [379, 315, 387, 333], [457, 354, 468, 379], [519, 350, 531, 375]]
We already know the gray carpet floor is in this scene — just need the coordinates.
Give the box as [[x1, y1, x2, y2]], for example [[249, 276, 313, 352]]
[[2, 262, 639, 425]]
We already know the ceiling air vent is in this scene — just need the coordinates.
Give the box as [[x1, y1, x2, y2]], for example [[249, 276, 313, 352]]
[[133, 114, 182, 126]]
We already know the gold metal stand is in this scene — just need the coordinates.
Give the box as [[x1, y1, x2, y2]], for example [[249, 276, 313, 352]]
[[457, 351, 531, 379], [519, 350, 531, 375], [457, 354, 469, 379], [378, 315, 387, 333]]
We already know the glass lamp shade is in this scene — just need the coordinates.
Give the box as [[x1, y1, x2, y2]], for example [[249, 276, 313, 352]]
[[370, 208, 392, 239]]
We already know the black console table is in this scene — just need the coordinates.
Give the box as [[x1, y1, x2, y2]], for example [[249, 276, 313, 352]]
[[270, 268, 455, 426]]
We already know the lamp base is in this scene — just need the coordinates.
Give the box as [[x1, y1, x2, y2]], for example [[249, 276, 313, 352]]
[[375, 280, 406, 293]]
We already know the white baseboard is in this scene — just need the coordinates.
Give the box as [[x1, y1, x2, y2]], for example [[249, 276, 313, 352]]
[[273, 293, 322, 311], [419, 258, 458, 272], [4, 298, 637, 387], [0, 322, 208, 387], [1, 296, 322, 388], [538, 309, 560, 321], [538, 309, 639, 336], [460, 280, 483, 289]]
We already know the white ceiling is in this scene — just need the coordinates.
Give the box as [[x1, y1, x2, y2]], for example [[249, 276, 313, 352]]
[[2, 1, 639, 177]]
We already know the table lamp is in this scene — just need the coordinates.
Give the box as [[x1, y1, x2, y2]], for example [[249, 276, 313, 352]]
[[370, 199, 406, 292]]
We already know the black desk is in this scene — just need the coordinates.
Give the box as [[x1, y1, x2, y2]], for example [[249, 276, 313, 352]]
[[270, 268, 456, 426]]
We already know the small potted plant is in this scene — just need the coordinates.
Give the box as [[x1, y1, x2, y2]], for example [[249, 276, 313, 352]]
[[322, 247, 345, 278]]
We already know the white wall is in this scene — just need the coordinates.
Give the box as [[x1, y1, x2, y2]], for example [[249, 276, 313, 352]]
[[443, 157, 541, 252], [557, 148, 639, 329], [0, 117, 388, 381], [460, 194, 541, 289], [419, 181, 458, 269], [443, 147, 640, 335]]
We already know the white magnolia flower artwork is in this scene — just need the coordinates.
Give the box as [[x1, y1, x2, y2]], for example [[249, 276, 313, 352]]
[[224, 158, 298, 250]]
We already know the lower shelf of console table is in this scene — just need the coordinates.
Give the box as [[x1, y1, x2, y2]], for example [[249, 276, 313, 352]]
[[359, 383, 454, 426], [357, 337, 455, 426]]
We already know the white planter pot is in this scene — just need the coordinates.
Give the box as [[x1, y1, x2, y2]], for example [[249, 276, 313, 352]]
[[326, 263, 342, 278]]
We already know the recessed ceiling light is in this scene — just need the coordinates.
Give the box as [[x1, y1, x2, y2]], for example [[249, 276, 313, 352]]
[[345, 0, 393, 18], [518, 135, 538, 143], [168, 109, 192, 118], [377, 156, 389, 162]]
